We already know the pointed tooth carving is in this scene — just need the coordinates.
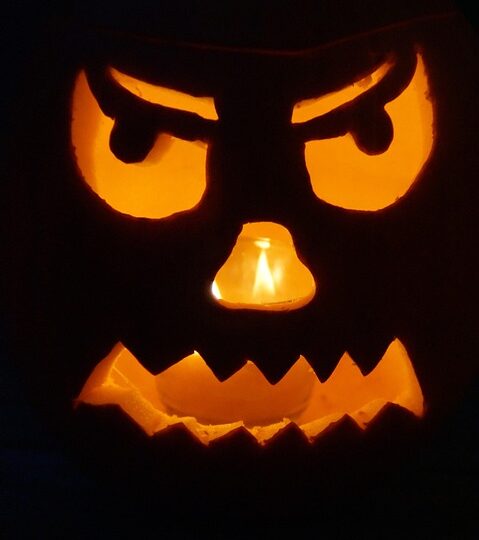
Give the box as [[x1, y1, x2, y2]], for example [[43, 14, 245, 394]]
[[347, 333, 392, 376], [122, 337, 192, 375], [306, 342, 344, 382], [210, 426, 258, 455], [152, 422, 207, 454], [310, 416, 364, 472], [310, 357, 338, 383], [247, 347, 299, 385], [312, 415, 363, 454], [364, 402, 420, 440], [141, 348, 191, 375], [196, 344, 245, 382], [265, 422, 311, 454], [316, 414, 364, 442], [79, 334, 425, 447]]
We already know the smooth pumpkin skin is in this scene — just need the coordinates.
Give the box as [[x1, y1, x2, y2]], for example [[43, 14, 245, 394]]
[[2, 1, 478, 520]]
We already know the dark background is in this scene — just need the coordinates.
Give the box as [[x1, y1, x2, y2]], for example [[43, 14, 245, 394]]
[[1, 1, 478, 537]]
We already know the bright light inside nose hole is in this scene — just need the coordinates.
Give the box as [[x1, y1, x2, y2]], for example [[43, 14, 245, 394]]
[[211, 222, 316, 311], [254, 237, 271, 250], [211, 280, 222, 300]]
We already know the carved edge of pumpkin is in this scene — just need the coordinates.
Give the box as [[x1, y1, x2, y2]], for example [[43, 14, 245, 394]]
[[73, 400, 420, 454]]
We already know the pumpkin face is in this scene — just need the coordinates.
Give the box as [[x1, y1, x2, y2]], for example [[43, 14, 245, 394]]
[[72, 38, 432, 443], [3, 1, 478, 511]]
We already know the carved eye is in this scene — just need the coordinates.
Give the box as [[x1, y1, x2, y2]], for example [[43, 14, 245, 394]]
[[71, 70, 216, 219], [293, 54, 434, 211]]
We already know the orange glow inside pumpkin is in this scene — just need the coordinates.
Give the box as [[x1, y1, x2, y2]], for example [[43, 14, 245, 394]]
[[71, 71, 208, 219], [71, 53, 434, 219], [295, 53, 434, 210], [78, 339, 424, 445], [77, 222, 422, 444], [212, 222, 316, 310], [72, 54, 430, 444], [292, 58, 392, 123]]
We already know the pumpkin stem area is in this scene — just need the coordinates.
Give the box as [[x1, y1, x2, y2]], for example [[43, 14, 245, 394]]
[[77, 339, 423, 445]]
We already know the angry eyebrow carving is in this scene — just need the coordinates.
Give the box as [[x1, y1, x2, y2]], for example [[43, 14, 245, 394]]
[[293, 49, 418, 155], [110, 67, 218, 120], [292, 59, 392, 124]]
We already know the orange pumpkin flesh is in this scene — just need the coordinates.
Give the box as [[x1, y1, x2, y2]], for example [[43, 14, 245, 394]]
[[78, 340, 423, 445]]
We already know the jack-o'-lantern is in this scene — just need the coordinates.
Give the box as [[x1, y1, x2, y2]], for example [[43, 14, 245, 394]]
[[2, 0, 478, 518]]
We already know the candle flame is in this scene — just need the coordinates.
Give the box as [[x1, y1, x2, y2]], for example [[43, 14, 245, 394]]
[[254, 237, 271, 250], [253, 246, 277, 298], [210, 223, 316, 310]]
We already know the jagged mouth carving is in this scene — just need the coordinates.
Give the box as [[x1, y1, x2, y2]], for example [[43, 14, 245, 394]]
[[77, 338, 424, 445]]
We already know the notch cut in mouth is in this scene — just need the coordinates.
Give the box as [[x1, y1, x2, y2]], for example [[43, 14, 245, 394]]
[[77, 339, 424, 445]]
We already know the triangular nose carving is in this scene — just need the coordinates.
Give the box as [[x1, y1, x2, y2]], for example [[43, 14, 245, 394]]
[[211, 222, 316, 311]]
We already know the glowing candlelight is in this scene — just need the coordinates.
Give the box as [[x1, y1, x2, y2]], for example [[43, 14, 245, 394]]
[[211, 222, 316, 311]]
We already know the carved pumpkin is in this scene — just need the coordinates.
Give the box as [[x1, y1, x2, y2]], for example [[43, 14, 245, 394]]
[[2, 0, 478, 518]]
